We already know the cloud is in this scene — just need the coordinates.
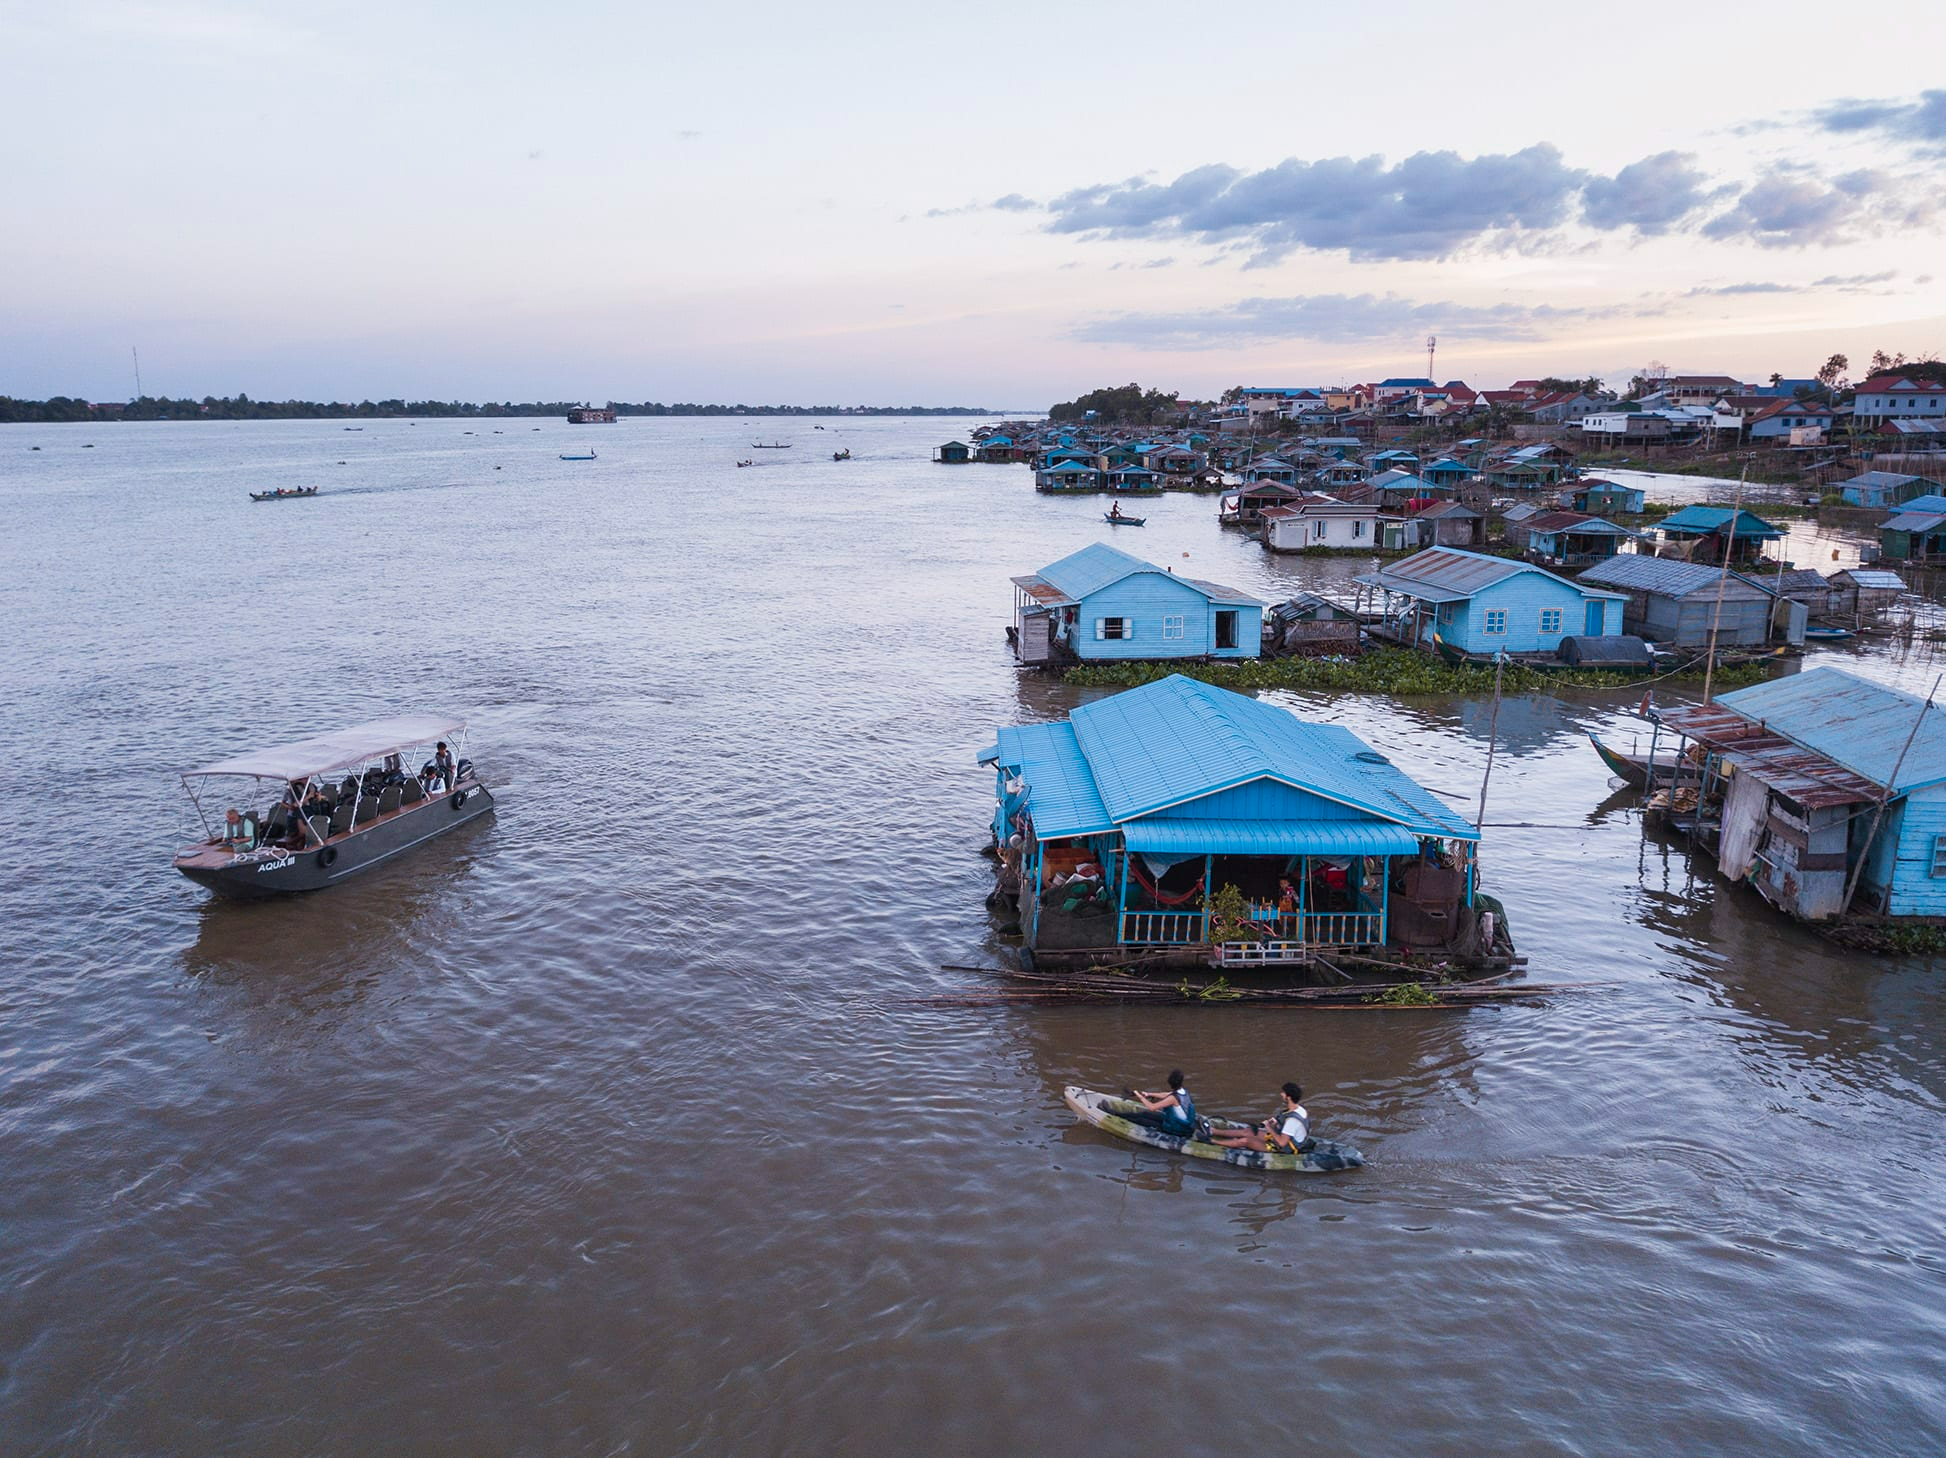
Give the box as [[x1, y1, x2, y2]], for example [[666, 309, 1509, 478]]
[[1812, 89, 1946, 149], [1580, 151, 1715, 234], [1072, 292, 1648, 350], [1685, 272, 1897, 297], [1700, 168, 1935, 247], [991, 193, 1035, 212], [1041, 146, 1613, 262]]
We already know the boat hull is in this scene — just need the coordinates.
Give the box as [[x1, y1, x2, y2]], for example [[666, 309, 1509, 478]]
[[1587, 732, 1673, 789], [1063, 1086, 1362, 1173], [175, 785, 495, 897]]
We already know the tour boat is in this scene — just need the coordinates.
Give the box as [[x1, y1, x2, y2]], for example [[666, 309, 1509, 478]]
[[1063, 1087, 1363, 1173], [173, 715, 493, 896], [249, 486, 320, 501]]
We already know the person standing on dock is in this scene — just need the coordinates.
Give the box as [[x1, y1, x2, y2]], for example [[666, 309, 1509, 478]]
[[1126, 1071, 1197, 1137]]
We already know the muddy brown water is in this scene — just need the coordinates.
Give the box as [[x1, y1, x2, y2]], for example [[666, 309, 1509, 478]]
[[3, 420, 1945, 1456]]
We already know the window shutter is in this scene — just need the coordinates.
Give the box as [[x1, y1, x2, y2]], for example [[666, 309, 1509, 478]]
[[1125, 619, 1134, 639], [1095, 619, 1105, 640]]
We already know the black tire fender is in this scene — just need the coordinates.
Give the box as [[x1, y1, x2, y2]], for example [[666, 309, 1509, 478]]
[[450, 790, 467, 811], [317, 845, 338, 869]]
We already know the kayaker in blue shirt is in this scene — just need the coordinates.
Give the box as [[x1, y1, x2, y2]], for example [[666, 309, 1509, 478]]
[[1126, 1071, 1197, 1138]]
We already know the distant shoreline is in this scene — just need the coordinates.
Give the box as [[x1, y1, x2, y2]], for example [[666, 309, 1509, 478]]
[[1, 396, 1014, 424]]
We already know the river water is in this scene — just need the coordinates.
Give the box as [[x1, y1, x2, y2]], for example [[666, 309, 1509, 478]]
[[3, 419, 1944, 1457]]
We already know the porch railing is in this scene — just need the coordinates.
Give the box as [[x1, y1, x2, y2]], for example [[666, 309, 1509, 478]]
[[1120, 910, 1207, 945], [1238, 908, 1383, 947]]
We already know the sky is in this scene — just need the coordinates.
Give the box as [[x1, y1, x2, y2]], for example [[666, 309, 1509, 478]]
[[4, 0, 1945, 406]]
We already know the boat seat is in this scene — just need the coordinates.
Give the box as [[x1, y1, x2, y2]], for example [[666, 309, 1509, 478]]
[[307, 814, 332, 844], [328, 805, 353, 837], [354, 800, 377, 827], [400, 778, 425, 805], [378, 785, 403, 814]]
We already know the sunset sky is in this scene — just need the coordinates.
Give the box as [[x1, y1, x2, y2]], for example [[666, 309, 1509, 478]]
[[5, 0, 1944, 405]]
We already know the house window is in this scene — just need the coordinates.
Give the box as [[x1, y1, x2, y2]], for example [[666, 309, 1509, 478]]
[[1312, 520, 1327, 540], [1097, 617, 1131, 640], [1162, 615, 1185, 639], [1540, 608, 1563, 634], [1932, 836, 1946, 878], [1353, 519, 1366, 538], [1483, 609, 1507, 634]]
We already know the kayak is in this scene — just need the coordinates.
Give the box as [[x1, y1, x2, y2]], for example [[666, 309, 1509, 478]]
[[1062, 1085, 1363, 1172]]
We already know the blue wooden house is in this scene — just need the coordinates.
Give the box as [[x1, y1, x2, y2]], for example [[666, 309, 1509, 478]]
[[1653, 668, 1946, 922], [1656, 505, 1785, 565], [1009, 543, 1263, 664], [980, 674, 1483, 967], [1838, 472, 1946, 509], [1242, 455, 1301, 485], [1421, 457, 1475, 488], [1035, 463, 1105, 493], [1355, 547, 1623, 654], [933, 440, 971, 464], [1567, 479, 1646, 514]]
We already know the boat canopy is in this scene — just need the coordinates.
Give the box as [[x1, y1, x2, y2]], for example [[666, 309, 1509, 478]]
[[185, 714, 466, 780]]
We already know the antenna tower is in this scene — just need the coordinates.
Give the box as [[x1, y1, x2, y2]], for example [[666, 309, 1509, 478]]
[[132, 347, 142, 401], [1426, 335, 1437, 381]]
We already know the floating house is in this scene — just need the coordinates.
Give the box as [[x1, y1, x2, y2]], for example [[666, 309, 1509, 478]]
[[1837, 472, 1946, 509], [1578, 555, 1773, 648], [933, 440, 971, 464], [1649, 668, 1946, 922], [1265, 593, 1361, 655], [1566, 480, 1646, 515], [1518, 510, 1636, 567], [1008, 544, 1263, 666], [1220, 481, 1306, 527], [1829, 567, 1906, 618], [1241, 454, 1301, 485], [1261, 495, 1381, 551], [1877, 506, 1946, 561], [1655, 506, 1785, 565], [1035, 463, 1105, 493], [1411, 500, 1485, 548], [1421, 457, 1476, 488], [1354, 548, 1623, 654], [975, 434, 1017, 464], [980, 675, 1483, 968]]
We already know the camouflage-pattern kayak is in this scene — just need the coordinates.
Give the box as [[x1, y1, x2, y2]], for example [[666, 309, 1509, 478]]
[[1063, 1085, 1364, 1173]]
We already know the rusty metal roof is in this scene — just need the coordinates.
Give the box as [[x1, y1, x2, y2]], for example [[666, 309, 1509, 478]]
[[1711, 667, 1946, 792], [1010, 574, 1072, 607], [1655, 700, 1882, 807]]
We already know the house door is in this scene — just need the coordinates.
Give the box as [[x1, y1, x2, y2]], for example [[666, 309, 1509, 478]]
[[1215, 610, 1238, 650], [1585, 600, 1604, 636]]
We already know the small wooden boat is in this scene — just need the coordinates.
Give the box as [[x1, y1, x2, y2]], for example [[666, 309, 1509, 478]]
[[1062, 1086, 1363, 1173], [1103, 513, 1145, 526], [1803, 625, 1854, 642], [559, 452, 597, 461], [832, 449, 851, 461], [752, 442, 791, 449], [250, 486, 320, 501], [1588, 731, 1675, 788], [735, 459, 754, 468]]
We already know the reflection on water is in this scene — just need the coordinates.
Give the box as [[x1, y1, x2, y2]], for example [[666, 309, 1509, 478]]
[[3, 419, 1946, 1456]]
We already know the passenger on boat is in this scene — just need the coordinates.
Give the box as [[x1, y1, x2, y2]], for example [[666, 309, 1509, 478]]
[[1109, 501, 1123, 519], [223, 807, 257, 850], [435, 742, 455, 789], [1210, 1083, 1310, 1154], [1126, 1071, 1198, 1138]]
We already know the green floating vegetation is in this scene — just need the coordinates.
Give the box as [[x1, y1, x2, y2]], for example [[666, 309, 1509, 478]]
[[1370, 981, 1440, 1006], [1064, 647, 1776, 697]]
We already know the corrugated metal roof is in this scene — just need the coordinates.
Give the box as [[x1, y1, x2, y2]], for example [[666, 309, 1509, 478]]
[[1902, 494, 1946, 514], [1658, 505, 1786, 538], [1654, 701, 1881, 808], [1580, 555, 1769, 600], [1068, 675, 1477, 839], [1010, 574, 1071, 607], [1879, 511, 1946, 533], [987, 722, 1115, 839], [1711, 668, 1946, 792], [1835, 568, 1906, 589], [1357, 547, 1619, 604], [1121, 819, 1426, 858], [1031, 543, 1260, 608]]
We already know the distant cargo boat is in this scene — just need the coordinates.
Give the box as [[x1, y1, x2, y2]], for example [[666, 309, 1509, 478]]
[[567, 407, 617, 424], [173, 715, 493, 897]]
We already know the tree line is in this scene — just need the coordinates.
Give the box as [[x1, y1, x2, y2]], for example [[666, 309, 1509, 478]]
[[1047, 383, 1183, 424], [0, 395, 994, 423]]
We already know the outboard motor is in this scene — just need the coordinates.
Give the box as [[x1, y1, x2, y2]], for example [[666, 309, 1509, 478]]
[[455, 757, 474, 782]]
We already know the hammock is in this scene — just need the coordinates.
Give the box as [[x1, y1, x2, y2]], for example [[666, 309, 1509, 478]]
[[1129, 860, 1206, 908]]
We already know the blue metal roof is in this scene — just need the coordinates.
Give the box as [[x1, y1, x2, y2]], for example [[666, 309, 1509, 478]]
[[1714, 667, 1946, 792], [1122, 819, 1425, 857], [1898, 493, 1946, 514], [1658, 505, 1786, 539], [1033, 543, 1260, 608], [1068, 676, 1476, 838], [985, 722, 1114, 838]]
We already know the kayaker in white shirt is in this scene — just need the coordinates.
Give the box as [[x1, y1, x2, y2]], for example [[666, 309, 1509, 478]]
[[1211, 1082, 1310, 1154]]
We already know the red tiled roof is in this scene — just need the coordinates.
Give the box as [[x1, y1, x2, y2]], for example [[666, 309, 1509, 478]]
[[1857, 373, 1946, 394]]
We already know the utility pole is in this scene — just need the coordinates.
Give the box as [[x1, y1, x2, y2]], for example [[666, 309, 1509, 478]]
[[1426, 334, 1437, 382], [132, 347, 142, 401]]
